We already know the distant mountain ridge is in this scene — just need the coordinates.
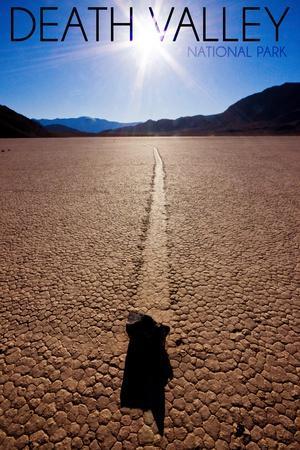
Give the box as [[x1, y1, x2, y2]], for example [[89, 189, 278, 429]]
[[44, 124, 89, 137], [101, 83, 300, 136], [0, 83, 299, 138], [36, 117, 140, 134]]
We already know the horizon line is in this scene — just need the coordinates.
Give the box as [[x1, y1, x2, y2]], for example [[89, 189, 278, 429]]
[[3, 81, 299, 125]]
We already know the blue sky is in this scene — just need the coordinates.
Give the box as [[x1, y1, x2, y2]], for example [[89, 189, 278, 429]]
[[0, 0, 299, 122]]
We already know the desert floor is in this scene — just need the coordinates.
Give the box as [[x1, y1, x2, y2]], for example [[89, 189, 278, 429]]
[[0, 137, 299, 449]]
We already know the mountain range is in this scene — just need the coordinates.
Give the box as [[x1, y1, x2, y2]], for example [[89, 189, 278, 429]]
[[102, 83, 300, 136], [36, 117, 140, 134], [0, 83, 299, 138]]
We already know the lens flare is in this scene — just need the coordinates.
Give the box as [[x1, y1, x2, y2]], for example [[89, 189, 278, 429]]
[[134, 19, 162, 66]]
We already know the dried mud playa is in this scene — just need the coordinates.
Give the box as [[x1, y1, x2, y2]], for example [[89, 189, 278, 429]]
[[0, 136, 299, 449]]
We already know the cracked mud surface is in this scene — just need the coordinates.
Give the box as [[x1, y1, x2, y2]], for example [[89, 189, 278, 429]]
[[0, 137, 299, 449]]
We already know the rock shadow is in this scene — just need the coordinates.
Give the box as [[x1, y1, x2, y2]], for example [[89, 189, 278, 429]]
[[120, 312, 173, 435]]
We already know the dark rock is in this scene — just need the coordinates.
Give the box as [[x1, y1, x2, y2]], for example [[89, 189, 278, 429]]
[[121, 312, 173, 435]]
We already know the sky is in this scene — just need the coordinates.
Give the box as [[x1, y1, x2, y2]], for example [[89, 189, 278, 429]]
[[0, 0, 299, 122]]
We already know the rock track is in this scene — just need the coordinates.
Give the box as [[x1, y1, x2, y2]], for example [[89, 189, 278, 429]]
[[135, 147, 173, 324]]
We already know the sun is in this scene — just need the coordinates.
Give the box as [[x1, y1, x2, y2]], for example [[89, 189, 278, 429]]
[[126, 12, 195, 99], [134, 19, 163, 65]]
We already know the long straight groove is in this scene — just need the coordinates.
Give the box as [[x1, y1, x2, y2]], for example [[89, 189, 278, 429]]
[[135, 147, 172, 323]]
